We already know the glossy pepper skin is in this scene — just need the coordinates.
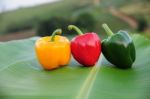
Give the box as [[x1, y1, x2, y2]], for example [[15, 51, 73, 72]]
[[35, 29, 71, 70], [102, 24, 136, 69], [68, 25, 101, 66]]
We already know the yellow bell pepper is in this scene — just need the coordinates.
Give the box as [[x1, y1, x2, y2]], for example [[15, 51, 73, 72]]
[[35, 29, 71, 70]]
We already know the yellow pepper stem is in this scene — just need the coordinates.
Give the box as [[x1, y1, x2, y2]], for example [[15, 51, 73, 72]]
[[68, 25, 83, 35], [50, 29, 62, 42]]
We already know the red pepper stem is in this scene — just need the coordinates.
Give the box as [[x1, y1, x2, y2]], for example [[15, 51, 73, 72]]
[[50, 29, 62, 42], [102, 24, 114, 36], [68, 25, 83, 35]]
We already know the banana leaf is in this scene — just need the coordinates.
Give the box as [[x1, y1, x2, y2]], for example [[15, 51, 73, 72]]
[[0, 35, 150, 99]]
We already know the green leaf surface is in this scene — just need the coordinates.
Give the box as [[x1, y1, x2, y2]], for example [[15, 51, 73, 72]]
[[0, 35, 150, 99]]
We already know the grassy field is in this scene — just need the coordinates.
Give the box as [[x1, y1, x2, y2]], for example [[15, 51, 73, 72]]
[[0, 0, 149, 35], [0, 0, 77, 34]]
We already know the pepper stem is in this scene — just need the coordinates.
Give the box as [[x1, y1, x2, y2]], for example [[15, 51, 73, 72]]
[[50, 29, 62, 42], [102, 24, 114, 36], [68, 25, 83, 35]]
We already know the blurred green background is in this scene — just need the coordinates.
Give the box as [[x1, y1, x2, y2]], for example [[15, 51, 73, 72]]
[[0, 0, 149, 41]]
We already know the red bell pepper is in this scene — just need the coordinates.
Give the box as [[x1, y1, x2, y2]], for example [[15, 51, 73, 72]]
[[68, 25, 101, 66]]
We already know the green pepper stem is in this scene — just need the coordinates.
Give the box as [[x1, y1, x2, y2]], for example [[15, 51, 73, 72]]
[[102, 24, 114, 36], [50, 29, 62, 42], [68, 25, 83, 35]]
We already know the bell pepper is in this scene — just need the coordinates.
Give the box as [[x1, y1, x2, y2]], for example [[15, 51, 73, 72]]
[[35, 29, 71, 70], [68, 25, 101, 66], [102, 24, 136, 69]]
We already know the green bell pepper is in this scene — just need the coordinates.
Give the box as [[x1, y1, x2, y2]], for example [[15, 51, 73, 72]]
[[102, 24, 136, 69]]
